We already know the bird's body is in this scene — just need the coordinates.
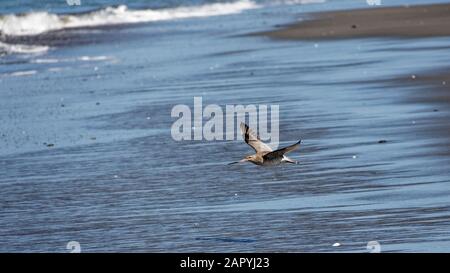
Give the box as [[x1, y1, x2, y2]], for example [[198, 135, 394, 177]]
[[229, 123, 301, 166]]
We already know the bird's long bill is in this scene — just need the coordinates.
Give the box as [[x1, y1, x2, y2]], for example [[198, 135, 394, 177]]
[[228, 158, 248, 165]]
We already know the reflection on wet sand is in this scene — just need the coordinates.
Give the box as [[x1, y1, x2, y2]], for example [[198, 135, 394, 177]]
[[1, 1, 450, 252]]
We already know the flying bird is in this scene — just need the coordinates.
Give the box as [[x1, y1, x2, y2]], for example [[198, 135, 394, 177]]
[[229, 122, 301, 166]]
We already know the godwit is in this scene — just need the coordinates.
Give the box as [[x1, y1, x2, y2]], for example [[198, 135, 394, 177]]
[[229, 122, 301, 166]]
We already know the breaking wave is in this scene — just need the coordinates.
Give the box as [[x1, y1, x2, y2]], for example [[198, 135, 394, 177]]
[[0, 41, 49, 55], [0, 1, 258, 37], [0, 0, 325, 56]]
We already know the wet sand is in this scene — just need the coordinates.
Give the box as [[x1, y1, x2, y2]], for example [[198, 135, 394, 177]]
[[2, 2, 450, 252], [262, 3, 450, 40], [262, 2, 450, 155]]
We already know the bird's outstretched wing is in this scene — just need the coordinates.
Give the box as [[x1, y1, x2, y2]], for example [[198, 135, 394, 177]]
[[240, 122, 273, 153], [263, 140, 301, 161]]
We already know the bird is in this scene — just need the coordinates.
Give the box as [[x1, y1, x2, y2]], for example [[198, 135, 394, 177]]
[[229, 122, 301, 166]]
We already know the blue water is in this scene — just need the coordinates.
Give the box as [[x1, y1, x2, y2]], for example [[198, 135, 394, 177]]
[[2, 0, 448, 14], [0, 0, 219, 14], [1, 0, 450, 252]]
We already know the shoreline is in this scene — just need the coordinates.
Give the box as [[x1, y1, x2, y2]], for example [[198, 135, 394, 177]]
[[260, 3, 450, 40], [259, 1, 450, 136]]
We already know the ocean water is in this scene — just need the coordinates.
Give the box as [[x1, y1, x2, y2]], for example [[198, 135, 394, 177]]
[[1, 0, 450, 252]]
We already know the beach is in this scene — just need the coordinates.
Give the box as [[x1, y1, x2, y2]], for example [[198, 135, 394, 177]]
[[263, 1, 450, 169], [1, 0, 450, 252], [263, 3, 450, 39]]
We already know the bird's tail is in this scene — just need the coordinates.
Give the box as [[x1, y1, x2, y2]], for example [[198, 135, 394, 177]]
[[283, 156, 298, 164]]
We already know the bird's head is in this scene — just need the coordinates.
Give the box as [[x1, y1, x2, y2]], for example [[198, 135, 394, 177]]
[[228, 155, 256, 165], [244, 155, 256, 162]]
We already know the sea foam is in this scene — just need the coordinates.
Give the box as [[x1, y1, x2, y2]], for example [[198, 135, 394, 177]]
[[0, 0, 258, 37]]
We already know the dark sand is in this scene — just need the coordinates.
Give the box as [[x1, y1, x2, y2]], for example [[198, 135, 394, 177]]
[[262, 3, 450, 39]]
